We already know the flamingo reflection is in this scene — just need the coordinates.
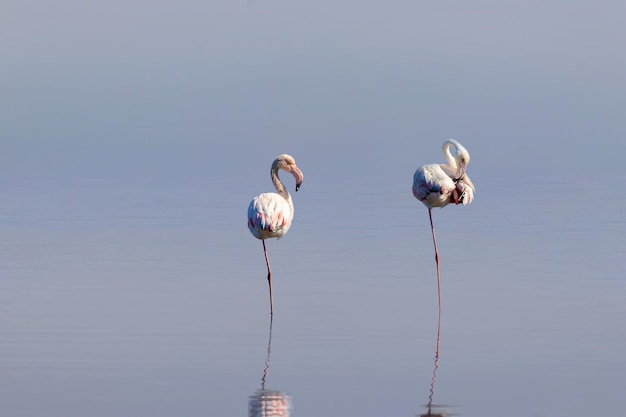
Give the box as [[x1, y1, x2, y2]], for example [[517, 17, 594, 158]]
[[248, 315, 291, 417], [419, 311, 459, 417]]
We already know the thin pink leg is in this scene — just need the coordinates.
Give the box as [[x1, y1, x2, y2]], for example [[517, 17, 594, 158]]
[[262, 240, 274, 316], [428, 208, 442, 319]]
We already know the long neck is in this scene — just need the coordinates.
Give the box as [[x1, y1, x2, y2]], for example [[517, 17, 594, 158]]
[[271, 163, 291, 202], [442, 142, 457, 172]]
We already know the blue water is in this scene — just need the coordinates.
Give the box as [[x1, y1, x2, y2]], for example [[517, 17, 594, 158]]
[[0, 148, 624, 416], [2, 1, 625, 415]]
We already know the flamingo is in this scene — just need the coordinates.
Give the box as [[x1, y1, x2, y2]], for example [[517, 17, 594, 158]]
[[412, 140, 475, 315], [248, 154, 304, 315]]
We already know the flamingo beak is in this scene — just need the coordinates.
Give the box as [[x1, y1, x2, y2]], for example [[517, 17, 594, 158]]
[[291, 167, 304, 192]]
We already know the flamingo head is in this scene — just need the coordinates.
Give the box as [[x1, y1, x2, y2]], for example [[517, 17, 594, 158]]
[[455, 150, 469, 180], [442, 139, 471, 180], [450, 141, 470, 180], [275, 154, 304, 191]]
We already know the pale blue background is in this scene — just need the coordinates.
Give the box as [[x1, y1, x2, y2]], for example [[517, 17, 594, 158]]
[[1, 1, 625, 416]]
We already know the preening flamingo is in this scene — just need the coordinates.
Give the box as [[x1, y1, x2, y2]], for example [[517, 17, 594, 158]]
[[412, 140, 475, 314], [248, 154, 304, 315]]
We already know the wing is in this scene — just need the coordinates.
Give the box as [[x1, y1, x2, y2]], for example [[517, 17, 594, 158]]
[[247, 192, 293, 239], [412, 164, 456, 207]]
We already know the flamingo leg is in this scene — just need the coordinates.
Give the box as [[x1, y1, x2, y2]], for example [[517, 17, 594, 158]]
[[262, 240, 274, 316], [428, 208, 442, 319]]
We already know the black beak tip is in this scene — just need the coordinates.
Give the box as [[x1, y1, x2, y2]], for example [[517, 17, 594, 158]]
[[295, 182, 302, 192]]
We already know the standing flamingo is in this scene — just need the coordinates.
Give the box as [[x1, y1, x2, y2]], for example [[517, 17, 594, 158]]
[[412, 140, 475, 315], [248, 154, 304, 315]]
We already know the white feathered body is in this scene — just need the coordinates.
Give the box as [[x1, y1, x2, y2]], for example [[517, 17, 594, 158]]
[[413, 163, 474, 209], [248, 192, 294, 240]]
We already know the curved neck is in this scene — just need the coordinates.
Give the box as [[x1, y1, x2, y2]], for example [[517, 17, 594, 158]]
[[442, 142, 457, 172], [271, 162, 291, 202]]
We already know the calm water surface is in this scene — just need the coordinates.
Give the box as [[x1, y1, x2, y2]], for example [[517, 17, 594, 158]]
[[0, 152, 624, 417], [2, 0, 625, 415]]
